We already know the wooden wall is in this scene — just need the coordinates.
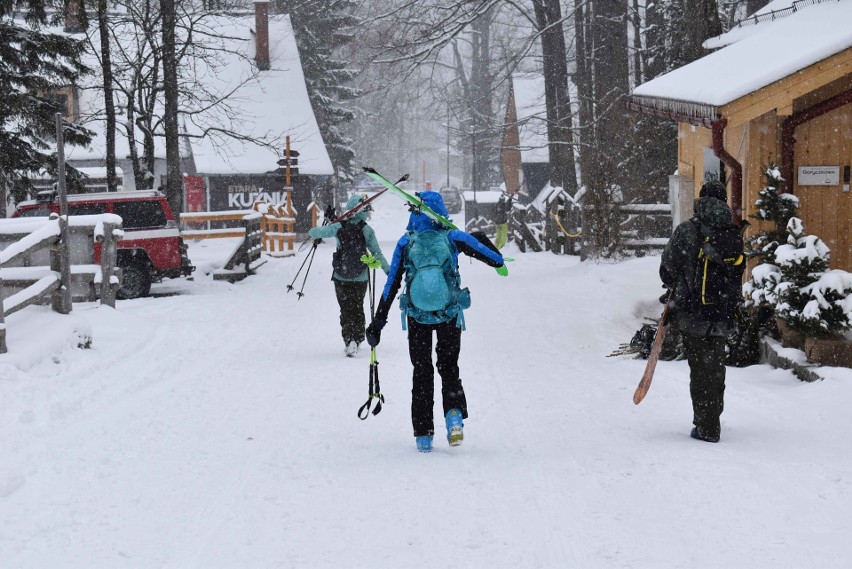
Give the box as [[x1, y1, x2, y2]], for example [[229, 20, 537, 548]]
[[793, 104, 852, 271], [677, 108, 851, 272]]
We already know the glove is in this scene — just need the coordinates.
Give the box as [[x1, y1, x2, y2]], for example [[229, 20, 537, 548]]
[[365, 319, 386, 347]]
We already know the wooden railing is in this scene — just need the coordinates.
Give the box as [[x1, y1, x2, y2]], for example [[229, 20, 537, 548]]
[[0, 214, 122, 353], [180, 200, 298, 254]]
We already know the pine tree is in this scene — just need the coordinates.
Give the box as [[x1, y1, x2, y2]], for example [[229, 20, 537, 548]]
[[774, 218, 831, 335], [747, 163, 798, 265], [0, 2, 92, 204], [281, 0, 359, 178]]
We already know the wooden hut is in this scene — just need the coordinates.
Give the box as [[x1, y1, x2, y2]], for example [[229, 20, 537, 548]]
[[627, 0, 851, 271]]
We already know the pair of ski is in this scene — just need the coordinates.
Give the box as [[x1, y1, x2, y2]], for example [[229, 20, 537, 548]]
[[362, 167, 509, 276]]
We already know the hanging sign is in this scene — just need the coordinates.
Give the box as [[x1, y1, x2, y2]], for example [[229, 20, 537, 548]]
[[798, 166, 839, 185]]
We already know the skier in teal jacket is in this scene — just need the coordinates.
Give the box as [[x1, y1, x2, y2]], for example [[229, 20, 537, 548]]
[[308, 194, 389, 357]]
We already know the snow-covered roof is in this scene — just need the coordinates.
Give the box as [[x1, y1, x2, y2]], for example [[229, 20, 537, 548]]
[[185, 14, 332, 176], [511, 73, 549, 164], [630, 0, 852, 120], [68, 12, 332, 177]]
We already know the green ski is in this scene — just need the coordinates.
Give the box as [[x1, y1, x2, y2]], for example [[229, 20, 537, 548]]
[[362, 167, 508, 276], [363, 167, 457, 229]]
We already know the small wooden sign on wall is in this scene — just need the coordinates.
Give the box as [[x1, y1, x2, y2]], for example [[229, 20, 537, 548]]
[[798, 166, 840, 185]]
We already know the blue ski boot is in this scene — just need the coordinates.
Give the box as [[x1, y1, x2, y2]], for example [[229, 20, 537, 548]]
[[445, 408, 463, 447], [416, 435, 433, 453]]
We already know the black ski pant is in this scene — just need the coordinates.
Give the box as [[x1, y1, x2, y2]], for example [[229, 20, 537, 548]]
[[683, 332, 727, 440], [407, 318, 467, 437], [333, 279, 368, 345]]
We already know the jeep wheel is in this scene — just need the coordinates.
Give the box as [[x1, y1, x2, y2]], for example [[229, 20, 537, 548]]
[[117, 264, 152, 300]]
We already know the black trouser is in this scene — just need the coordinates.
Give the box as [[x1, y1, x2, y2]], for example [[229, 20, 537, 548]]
[[682, 333, 727, 439], [333, 279, 368, 345], [407, 318, 467, 437]]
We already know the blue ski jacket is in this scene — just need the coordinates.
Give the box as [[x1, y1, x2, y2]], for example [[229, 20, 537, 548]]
[[374, 191, 504, 324]]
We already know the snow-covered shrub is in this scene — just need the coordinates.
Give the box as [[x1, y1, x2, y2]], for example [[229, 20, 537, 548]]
[[743, 263, 782, 307], [774, 217, 833, 335], [799, 270, 852, 336], [747, 163, 799, 265]]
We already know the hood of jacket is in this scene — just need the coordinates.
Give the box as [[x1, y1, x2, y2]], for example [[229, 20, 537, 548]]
[[694, 196, 733, 229], [406, 190, 449, 232], [344, 194, 369, 224]]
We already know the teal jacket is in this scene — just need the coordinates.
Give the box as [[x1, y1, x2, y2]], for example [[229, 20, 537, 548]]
[[307, 195, 390, 282]]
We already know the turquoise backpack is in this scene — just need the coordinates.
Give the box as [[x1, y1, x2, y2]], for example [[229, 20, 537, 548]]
[[399, 229, 471, 329]]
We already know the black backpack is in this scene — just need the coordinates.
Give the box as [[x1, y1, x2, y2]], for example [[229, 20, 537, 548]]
[[688, 219, 745, 322], [332, 220, 367, 279]]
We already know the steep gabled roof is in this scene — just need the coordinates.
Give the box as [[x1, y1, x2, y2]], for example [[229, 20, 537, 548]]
[[68, 12, 332, 176], [185, 14, 332, 176], [629, 0, 852, 126]]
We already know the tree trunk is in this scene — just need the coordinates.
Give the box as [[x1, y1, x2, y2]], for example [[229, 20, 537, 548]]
[[574, 0, 594, 189], [97, 0, 118, 191], [532, 0, 577, 193], [160, 0, 182, 215]]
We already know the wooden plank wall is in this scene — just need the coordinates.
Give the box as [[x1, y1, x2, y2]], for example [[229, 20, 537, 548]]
[[794, 104, 852, 271]]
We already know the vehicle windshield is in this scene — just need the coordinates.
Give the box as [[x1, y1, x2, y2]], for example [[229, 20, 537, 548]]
[[16, 206, 52, 217]]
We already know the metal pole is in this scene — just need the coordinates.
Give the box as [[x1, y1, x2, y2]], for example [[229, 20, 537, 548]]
[[55, 112, 72, 314], [471, 126, 478, 218], [446, 101, 451, 189]]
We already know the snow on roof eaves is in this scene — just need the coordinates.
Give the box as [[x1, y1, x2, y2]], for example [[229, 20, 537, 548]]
[[631, 1, 852, 112]]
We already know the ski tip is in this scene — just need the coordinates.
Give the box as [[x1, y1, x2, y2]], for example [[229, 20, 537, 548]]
[[399, 173, 409, 182], [495, 265, 509, 277], [363, 166, 377, 174]]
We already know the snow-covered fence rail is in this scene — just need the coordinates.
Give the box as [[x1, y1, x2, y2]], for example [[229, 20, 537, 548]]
[[0, 214, 122, 353], [180, 201, 297, 254]]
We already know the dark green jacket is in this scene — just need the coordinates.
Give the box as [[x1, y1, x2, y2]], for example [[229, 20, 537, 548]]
[[660, 197, 734, 337]]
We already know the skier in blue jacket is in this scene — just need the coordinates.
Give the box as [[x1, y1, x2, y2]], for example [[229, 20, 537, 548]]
[[365, 191, 505, 452], [308, 194, 389, 357]]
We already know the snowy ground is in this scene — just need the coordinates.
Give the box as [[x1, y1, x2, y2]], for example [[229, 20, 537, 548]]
[[1, 197, 850, 568]]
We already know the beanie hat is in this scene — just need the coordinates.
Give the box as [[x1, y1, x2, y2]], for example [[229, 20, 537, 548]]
[[699, 180, 727, 201]]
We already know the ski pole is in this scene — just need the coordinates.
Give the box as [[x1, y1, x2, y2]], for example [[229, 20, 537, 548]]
[[286, 239, 319, 293], [358, 255, 384, 419], [294, 241, 319, 299]]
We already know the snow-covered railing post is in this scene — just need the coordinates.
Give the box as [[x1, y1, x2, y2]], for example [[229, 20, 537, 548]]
[[96, 221, 122, 308], [54, 113, 72, 315]]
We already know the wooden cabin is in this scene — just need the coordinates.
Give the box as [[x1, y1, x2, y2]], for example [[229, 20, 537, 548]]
[[627, 0, 851, 271]]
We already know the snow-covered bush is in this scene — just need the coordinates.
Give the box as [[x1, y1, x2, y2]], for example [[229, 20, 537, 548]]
[[744, 164, 798, 308], [747, 163, 799, 266], [774, 218, 835, 335], [799, 271, 852, 336]]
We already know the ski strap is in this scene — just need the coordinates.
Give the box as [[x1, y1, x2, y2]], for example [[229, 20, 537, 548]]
[[358, 349, 384, 420], [358, 264, 384, 420]]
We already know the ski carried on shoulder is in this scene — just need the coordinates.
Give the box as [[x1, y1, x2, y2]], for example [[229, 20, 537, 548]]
[[363, 167, 508, 276], [330, 175, 408, 225], [363, 167, 456, 229], [632, 300, 671, 405]]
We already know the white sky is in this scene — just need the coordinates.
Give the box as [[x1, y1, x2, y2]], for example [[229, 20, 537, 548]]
[[1, 195, 850, 567]]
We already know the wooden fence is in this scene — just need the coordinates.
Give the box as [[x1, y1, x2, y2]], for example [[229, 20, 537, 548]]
[[0, 214, 122, 353], [179, 199, 311, 255]]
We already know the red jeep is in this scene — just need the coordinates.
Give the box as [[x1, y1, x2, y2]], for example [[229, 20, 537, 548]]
[[14, 190, 195, 299]]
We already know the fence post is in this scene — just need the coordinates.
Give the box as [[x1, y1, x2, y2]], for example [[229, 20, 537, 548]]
[[99, 223, 119, 308], [0, 280, 6, 354], [53, 113, 72, 315]]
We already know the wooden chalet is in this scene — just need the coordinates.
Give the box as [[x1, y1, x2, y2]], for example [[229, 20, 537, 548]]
[[627, 0, 851, 271]]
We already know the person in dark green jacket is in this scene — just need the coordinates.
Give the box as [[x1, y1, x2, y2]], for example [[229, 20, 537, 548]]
[[308, 194, 389, 357], [659, 179, 743, 443]]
